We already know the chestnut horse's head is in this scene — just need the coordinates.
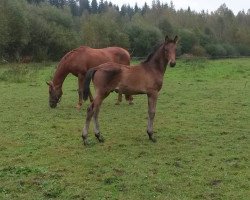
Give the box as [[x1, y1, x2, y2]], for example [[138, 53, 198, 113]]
[[164, 35, 178, 67], [46, 81, 62, 108]]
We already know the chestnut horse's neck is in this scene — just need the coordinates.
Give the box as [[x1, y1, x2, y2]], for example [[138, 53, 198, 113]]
[[142, 44, 167, 74], [52, 62, 69, 89]]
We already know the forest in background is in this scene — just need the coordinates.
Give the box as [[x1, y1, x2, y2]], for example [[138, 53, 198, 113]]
[[0, 0, 250, 62]]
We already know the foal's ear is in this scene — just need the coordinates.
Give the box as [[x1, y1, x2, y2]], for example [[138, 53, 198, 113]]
[[46, 81, 51, 86], [174, 35, 179, 43], [165, 35, 170, 42]]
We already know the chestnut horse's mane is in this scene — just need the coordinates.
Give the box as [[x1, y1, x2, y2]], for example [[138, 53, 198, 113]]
[[56, 46, 87, 69], [63, 46, 87, 61]]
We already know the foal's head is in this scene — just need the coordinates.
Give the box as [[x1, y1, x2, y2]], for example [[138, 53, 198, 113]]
[[164, 35, 178, 67], [46, 81, 62, 108]]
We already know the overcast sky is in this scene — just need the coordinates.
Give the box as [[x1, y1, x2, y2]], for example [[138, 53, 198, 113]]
[[110, 0, 250, 14]]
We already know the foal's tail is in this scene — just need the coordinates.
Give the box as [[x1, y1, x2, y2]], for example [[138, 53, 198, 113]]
[[83, 69, 97, 101]]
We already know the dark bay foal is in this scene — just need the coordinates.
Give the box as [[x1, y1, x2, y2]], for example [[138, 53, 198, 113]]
[[82, 35, 178, 145]]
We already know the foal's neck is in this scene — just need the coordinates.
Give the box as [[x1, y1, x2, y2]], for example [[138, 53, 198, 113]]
[[52, 64, 69, 89], [147, 46, 167, 74]]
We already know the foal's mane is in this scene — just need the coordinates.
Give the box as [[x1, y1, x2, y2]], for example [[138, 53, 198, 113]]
[[142, 39, 177, 64], [142, 43, 164, 64]]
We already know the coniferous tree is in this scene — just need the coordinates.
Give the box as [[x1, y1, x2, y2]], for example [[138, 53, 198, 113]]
[[91, 0, 98, 14], [79, 0, 90, 15], [69, 0, 79, 16]]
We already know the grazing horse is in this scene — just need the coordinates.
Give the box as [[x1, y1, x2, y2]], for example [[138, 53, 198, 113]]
[[81, 35, 178, 145], [46, 46, 133, 109]]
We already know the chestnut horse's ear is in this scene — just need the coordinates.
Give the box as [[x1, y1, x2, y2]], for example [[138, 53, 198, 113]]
[[165, 35, 170, 42], [174, 35, 179, 43], [46, 81, 50, 86]]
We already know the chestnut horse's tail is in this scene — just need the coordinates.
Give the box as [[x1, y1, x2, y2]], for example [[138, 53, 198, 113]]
[[83, 69, 97, 101]]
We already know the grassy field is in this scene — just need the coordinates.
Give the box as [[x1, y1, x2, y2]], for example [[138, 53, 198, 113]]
[[0, 58, 249, 199]]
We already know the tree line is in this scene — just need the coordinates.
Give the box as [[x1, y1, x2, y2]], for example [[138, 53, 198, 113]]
[[0, 0, 250, 62]]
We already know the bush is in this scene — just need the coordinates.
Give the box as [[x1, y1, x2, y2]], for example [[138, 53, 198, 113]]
[[191, 45, 207, 57], [222, 43, 239, 56], [236, 44, 250, 56], [0, 0, 29, 61], [82, 13, 130, 49], [205, 44, 227, 58], [25, 4, 80, 61], [178, 29, 198, 54], [126, 24, 163, 57]]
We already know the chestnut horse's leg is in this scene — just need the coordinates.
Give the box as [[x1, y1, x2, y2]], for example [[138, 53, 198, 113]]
[[77, 74, 94, 110], [115, 93, 123, 105], [125, 94, 134, 105], [76, 74, 84, 110], [88, 91, 94, 103], [147, 92, 158, 142]]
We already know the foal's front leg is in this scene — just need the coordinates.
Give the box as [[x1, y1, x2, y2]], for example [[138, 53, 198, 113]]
[[147, 92, 158, 142]]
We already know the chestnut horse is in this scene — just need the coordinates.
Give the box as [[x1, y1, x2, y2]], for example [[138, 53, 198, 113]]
[[81, 35, 178, 145], [46, 46, 133, 109]]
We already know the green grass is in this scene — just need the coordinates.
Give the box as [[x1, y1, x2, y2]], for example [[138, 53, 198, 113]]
[[0, 59, 249, 199]]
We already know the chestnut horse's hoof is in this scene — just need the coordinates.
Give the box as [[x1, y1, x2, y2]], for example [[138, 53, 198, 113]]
[[76, 104, 82, 110], [115, 102, 120, 105], [129, 102, 134, 105]]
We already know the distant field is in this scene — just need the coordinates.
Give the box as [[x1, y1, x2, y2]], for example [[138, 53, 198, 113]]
[[0, 58, 249, 199]]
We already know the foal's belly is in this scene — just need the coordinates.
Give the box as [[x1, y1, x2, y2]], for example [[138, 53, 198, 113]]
[[117, 84, 146, 95]]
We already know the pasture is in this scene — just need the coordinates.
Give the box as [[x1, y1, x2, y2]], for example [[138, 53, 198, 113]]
[[0, 58, 249, 199]]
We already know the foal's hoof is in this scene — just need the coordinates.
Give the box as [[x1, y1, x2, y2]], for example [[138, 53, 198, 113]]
[[82, 135, 90, 146], [149, 137, 157, 143], [115, 102, 120, 105], [83, 139, 90, 146], [129, 102, 134, 105], [95, 134, 105, 143]]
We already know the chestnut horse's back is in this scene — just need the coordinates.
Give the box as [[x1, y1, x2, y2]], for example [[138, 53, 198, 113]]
[[104, 47, 130, 66]]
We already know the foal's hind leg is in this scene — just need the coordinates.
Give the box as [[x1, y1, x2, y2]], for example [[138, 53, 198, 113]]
[[82, 95, 105, 145], [82, 103, 94, 145], [93, 99, 104, 143]]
